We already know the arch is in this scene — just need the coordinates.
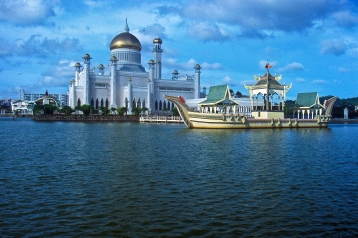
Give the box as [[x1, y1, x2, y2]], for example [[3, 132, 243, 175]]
[[142, 99, 146, 108], [96, 99, 99, 109], [101, 98, 104, 107], [90, 98, 94, 107], [155, 100, 158, 110], [159, 100, 162, 110], [124, 97, 129, 108], [137, 98, 141, 108], [105, 99, 109, 108], [132, 98, 136, 108], [77, 98, 81, 107], [163, 101, 167, 110]]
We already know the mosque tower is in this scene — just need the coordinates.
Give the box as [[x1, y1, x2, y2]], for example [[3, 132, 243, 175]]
[[152, 35, 163, 79]]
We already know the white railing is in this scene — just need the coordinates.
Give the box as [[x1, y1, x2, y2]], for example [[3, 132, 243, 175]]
[[140, 115, 183, 123]]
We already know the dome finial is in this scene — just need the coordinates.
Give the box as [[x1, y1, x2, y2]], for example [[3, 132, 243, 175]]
[[124, 18, 129, 32]]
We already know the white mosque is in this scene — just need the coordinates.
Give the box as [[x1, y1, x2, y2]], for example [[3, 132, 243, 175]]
[[67, 20, 204, 114]]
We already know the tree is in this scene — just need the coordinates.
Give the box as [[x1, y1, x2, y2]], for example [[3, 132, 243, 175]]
[[131, 107, 142, 116], [99, 106, 110, 115], [59, 106, 74, 115], [110, 107, 117, 114], [117, 107, 128, 116], [171, 107, 180, 116], [235, 91, 242, 98], [76, 104, 93, 115]]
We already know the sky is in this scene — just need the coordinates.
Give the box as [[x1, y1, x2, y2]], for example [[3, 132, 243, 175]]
[[1, 0, 358, 101]]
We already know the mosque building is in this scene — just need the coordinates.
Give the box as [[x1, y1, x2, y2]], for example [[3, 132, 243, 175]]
[[68, 20, 203, 114]]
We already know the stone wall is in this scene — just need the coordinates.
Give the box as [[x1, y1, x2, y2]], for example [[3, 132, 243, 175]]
[[32, 114, 139, 122]]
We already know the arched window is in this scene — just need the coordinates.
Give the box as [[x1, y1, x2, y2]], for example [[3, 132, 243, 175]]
[[105, 99, 109, 108], [155, 100, 158, 110], [77, 98, 81, 107], [91, 98, 94, 107], [125, 98, 128, 108], [167, 101, 171, 110], [159, 100, 162, 110], [163, 101, 167, 110], [101, 99, 104, 107], [137, 99, 141, 108], [142, 99, 146, 108], [96, 99, 99, 109], [132, 99, 136, 108]]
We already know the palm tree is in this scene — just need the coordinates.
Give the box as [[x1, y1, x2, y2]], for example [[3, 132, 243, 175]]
[[110, 107, 117, 114]]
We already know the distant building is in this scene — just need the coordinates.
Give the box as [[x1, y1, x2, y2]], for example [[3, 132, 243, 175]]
[[19, 88, 68, 107]]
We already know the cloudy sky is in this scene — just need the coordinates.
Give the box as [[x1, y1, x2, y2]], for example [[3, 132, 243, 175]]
[[1, 0, 358, 100]]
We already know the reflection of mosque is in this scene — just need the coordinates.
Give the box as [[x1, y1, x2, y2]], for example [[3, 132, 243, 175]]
[[68, 20, 203, 114]]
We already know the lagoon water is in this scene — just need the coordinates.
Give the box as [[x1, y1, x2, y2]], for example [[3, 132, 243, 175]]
[[1, 117, 358, 237]]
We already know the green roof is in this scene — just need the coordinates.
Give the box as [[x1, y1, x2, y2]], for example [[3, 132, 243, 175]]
[[295, 92, 320, 107], [198, 85, 238, 106]]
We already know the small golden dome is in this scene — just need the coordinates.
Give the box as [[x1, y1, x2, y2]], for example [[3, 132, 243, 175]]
[[195, 64, 201, 70], [98, 64, 104, 69], [83, 53, 91, 59], [173, 70, 179, 74], [148, 59, 155, 64], [153, 36, 162, 44], [110, 55, 118, 61], [110, 32, 142, 51], [74, 62, 81, 67]]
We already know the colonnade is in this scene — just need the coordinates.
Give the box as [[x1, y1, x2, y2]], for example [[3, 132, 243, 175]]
[[293, 109, 323, 119], [250, 94, 284, 111]]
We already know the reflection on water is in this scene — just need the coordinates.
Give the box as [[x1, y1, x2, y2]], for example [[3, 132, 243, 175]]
[[1, 118, 358, 236]]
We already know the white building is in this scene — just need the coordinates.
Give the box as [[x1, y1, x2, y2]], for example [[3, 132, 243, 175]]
[[19, 89, 68, 107], [68, 20, 203, 114]]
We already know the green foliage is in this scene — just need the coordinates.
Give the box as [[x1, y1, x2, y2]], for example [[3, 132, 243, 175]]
[[117, 107, 128, 116], [33, 104, 43, 114], [33, 104, 57, 115], [59, 106, 74, 115], [131, 107, 142, 116], [99, 106, 110, 115], [171, 107, 180, 116], [110, 107, 117, 114], [76, 104, 93, 115]]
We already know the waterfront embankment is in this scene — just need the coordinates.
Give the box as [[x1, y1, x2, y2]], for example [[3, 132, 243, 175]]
[[32, 114, 139, 122]]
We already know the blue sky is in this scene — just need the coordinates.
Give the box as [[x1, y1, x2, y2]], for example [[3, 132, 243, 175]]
[[1, 0, 358, 100]]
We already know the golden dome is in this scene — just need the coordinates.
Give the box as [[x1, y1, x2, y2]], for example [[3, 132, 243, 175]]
[[110, 32, 142, 51], [153, 36, 162, 44]]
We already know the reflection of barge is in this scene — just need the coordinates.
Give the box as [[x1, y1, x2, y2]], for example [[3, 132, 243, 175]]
[[164, 69, 337, 129]]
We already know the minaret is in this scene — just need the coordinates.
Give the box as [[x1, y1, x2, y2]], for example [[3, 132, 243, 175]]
[[83, 53, 91, 105], [148, 59, 155, 113], [152, 35, 163, 79], [127, 78, 132, 114], [110, 56, 118, 108], [194, 64, 201, 99], [73, 62, 82, 107]]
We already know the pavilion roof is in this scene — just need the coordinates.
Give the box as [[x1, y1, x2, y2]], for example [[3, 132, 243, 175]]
[[198, 85, 238, 106], [295, 92, 323, 108], [251, 72, 284, 90]]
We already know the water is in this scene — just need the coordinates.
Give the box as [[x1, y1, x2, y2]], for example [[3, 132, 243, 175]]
[[1, 117, 357, 237]]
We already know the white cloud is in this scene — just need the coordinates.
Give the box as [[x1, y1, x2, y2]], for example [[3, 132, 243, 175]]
[[280, 62, 304, 71], [0, 0, 57, 25], [222, 76, 232, 84], [338, 67, 351, 73], [313, 79, 326, 84], [296, 77, 305, 83], [321, 39, 348, 56]]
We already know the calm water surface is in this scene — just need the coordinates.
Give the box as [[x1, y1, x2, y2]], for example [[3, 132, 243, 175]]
[[0, 118, 357, 237]]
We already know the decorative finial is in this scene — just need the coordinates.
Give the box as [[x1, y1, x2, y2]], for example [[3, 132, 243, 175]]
[[124, 18, 129, 32]]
